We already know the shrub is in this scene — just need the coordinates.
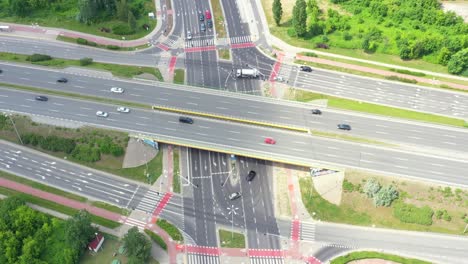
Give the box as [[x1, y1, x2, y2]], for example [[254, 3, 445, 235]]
[[287, 28, 297, 37], [373, 185, 399, 207], [393, 202, 433, 226], [343, 31, 352, 41], [389, 68, 426, 77], [0, 114, 9, 129], [144, 230, 167, 250], [343, 179, 355, 192], [71, 145, 101, 162], [80, 57, 93, 66], [76, 38, 88, 45], [112, 23, 135, 35], [87, 41, 97, 47], [110, 144, 124, 157], [363, 178, 381, 198], [303, 52, 318, 57], [316, 43, 329, 49], [106, 45, 120, 50], [26, 54, 52, 62], [436, 210, 452, 221], [385, 75, 417, 84]]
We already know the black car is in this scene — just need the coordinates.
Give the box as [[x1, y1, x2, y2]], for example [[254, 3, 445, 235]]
[[179, 116, 194, 124], [246, 170, 256, 182], [199, 13, 204, 21], [207, 20, 213, 28], [35, 96, 48, 101], [300, 65, 313, 72], [57, 77, 68, 83], [0, 69, 3, 74], [311, 109, 322, 115], [337, 124, 351, 130]]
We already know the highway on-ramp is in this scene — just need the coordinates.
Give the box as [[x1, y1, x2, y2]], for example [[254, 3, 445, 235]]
[[0, 88, 467, 187]]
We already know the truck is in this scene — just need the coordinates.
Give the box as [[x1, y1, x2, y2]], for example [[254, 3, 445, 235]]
[[236, 68, 259, 78]]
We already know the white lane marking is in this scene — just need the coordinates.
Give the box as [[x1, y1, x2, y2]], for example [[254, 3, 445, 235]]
[[247, 111, 258, 115], [394, 165, 408, 169], [158, 98, 169, 101], [376, 124, 388, 128], [376, 131, 388, 134], [395, 157, 408, 161], [76, 114, 88, 117], [195, 133, 208, 136], [228, 131, 240, 134], [325, 154, 338, 158], [198, 126, 210, 129], [442, 142, 456, 145], [135, 123, 147, 126], [309, 121, 322, 124], [216, 107, 228, 110], [227, 138, 240, 141], [186, 102, 198, 106], [73, 85, 85, 89], [189, 96, 200, 99], [168, 121, 178, 124], [138, 116, 150, 119], [443, 134, 456, 138], [293, 141, 307, 145], [431, 163, 445, 167], [20, 105, 31, 108], [49, 109, 59, 112], [53, 103, 64, 106], [80, 107, 92, 110], [409, 129, 422, 133], [431, 171, 445, 175], [408, 136, 421, 140], [290, 148, 305, 152], [327, 146, 339, 150], [0, 95, 8, 97], [47, 81, 56, 85], [360, 160, 374, 163], [164, 128, 176, 131], [130, 94, 141, 97], [220, 101, 233, 104], [279, 116, 291, 120]]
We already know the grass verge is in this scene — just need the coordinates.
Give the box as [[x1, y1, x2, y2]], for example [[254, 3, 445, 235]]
[[210, 0, 227, 38], [144, 229, 168, 251], [106, 149, 163, 184], [173, 69, 185, 84], [331, 251, 431, 264], [218, 49, 231, 60], [218, 229, 246, 248], [172, 147, 181, 193], [157, 219, 183, 243], [311, 130, 392, 146], [288, 88, 467, 128], [0, 186, 121, 229], [91, 201, 129, 216], [56, 35, 151, 51], [0, 52, 163, 81]]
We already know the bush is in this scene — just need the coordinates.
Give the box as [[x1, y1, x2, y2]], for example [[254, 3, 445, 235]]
[[76, 38, 88, 45], [389, 68, 426, 77], [0, 114, 9, 129], [385, 75, 418, 84], [80, 57, 93, 66], [343, 31, 352, 41], [144, 230, 167, 250], [87, 41, 97, 47], [363, 178, 381, 198], [393, 202, 433, 226], [112, 23, 135, 35], [343, 179, 355, 192], [26, 54, 52, 62], [106, 45, 120, 50], [316, 43, 329, 49], [157, 219, 183, 242], [71, 145, 101, 162], [436, 210, 452, 221], [373, 185, 399, 207], [303, 52, 318, 57]]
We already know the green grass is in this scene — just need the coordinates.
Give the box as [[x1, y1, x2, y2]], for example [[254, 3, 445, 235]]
[[210, 0, 227, 38], [157, 219, 183, 243], [290, 89, 467, 128], [172, 147, 181, 194], [56, 35, 152, 51], [299, 178, 372, 225], [331, 251, 431, 264], [106, 149, 163, 184], [144, 229, 168, 251], [218, 49, 231, 60], [0, 52, 163, 81], [218, 229, 246, 248], [173, 69, 185, 84], [91, 201, 130, 216], [311, 130, 392, 146], [0, 187, 121, 229], [0, 170, 87, 202]]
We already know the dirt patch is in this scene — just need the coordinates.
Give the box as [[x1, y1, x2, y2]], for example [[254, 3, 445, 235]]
[[442, 1, 468, 22], [122, 138, 158, 168], [273, 165, 291, 217], [312, 171, 344, 205]]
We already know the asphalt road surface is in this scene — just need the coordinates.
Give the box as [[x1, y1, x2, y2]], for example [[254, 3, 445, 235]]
[[1, 63, 467, 156]]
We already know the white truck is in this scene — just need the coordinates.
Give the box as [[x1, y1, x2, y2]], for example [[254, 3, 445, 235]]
[[236, 68, 259, 78]]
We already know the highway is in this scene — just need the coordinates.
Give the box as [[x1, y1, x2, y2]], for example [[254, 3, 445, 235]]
[[0, 88, 467, 186]]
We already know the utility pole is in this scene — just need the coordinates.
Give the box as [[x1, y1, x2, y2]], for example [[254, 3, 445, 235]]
[[8, 114, 23, 145]]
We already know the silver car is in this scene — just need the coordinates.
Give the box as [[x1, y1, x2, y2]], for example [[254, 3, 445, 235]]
[[117, 107, 130, 113], [96, 111, 108, 117]]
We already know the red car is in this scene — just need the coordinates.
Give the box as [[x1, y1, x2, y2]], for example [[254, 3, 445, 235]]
[[264, 137, 276, 145], [205, 10, 211, 19]]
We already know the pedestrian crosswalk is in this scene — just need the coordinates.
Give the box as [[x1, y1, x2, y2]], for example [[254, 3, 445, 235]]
[[300, 221, 316, 241], [123, 217, 146, 231], [185, 38, 215, 48], [187, 254, 220, 264], [230, 35, 251, 44], [135, 190, 162, 213], [250, 257, 284, 264], [163, 37, 178, 48]]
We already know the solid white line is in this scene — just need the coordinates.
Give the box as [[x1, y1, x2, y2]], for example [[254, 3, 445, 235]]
[[360, 160, 373, 163], [442, 141, 456, 145], [228, 130, 240, 134], [216, 107, 228, 110], [327, 146, 339, 150], [376, 131, 388, 135], [135, 123, 147, 126], [395, 157, 408, 161], [394, 165, 408, 169], [227, 138, 240, 141]]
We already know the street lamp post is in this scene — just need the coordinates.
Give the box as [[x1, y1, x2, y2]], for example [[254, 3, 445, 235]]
[[8, 114, 23, 145]]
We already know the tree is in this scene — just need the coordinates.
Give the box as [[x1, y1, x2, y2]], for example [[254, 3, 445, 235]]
[[447, 48, 468, 75], [77, 0, 98, 24], [292, 0, 307, 36], [116, 0, 129, 22], [437, 47, 452, 66], [128, 10, 137, 32], [363, 178, 381, 198], [374, 185, 399, 207], [123, 227, 152, 263], [272, 0, 283, 26], [9, 0, 30, 17], [64, 210, 97, 253]]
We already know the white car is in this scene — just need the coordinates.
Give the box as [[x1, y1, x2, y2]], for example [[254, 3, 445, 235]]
[[110, 87, 124, 93], [96, 111, 108, 117], [228, 192, 241, 200], [117, 107, 130, 113], [187, 31, 192, 40]]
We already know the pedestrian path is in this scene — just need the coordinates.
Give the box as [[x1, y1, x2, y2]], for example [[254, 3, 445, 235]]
[[300, 221, 316, 241], [250, 257, 284, 264], [187, 254, 220, 264], [134, 189, 162, 213], [230, 35, 252, 44], [185, 38, 215, 48], [124, 217, 147, 231]]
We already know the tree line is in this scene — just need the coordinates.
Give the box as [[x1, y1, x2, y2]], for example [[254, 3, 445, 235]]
[[273, 0, 468, 75]]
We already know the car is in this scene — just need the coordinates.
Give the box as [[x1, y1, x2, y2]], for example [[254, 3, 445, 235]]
[[35, 96, 48, 101], [110, 87, 124, 93], [207, 20, 213, 28], [179, 116, 194, 124], [200, 22, 206, 32], [0, 69, 3, 74], [187, 31, 192, 40], [205, 10, 212, 19], [117, 107, 130, 113], [246, 170, 256, 182], [337, 124, 351, 130], [96, 111, 108, 118], [57, 77, 68, 83], [199, 13, 204, 21], [264, 137, 276, 145], [300, 65, 313, 72], [311, 109, 322, 115], [228, 192, 241, 200]]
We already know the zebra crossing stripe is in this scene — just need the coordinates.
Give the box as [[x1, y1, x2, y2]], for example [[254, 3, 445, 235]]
[[124, 217, 147, 230]]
